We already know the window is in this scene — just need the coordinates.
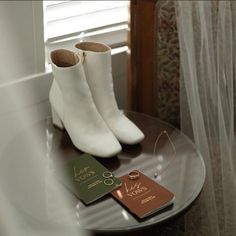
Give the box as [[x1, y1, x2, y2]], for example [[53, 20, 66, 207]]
[[43, 1, 129, 50], [43, 1, 129, 109]]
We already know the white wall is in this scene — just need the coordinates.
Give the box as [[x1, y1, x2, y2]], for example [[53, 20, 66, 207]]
[[0, 1, 48, 153], [0, 1, 45, 84]]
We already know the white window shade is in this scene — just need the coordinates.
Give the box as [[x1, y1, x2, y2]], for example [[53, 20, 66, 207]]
[[44, 1, 129, 46]]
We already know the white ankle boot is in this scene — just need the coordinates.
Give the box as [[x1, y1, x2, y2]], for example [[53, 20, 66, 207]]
[[49, 49, 122, 157], [74, 42, 144, 145]]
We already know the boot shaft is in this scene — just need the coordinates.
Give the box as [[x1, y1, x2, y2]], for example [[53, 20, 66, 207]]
[[50, 49, 91, 105], [75, 42, 118, 118]]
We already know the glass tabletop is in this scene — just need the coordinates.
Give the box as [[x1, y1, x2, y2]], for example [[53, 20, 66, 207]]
[[0, 111, 205, 232]]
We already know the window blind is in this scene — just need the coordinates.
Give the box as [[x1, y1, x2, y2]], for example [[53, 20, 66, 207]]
[[44, 1, 129, 46]]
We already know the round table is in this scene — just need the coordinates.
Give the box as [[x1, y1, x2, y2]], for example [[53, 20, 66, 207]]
[[0, 111, 205, 233]]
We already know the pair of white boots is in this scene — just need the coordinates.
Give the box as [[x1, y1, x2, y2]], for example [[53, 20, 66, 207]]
[[49, 42, 144, 158]]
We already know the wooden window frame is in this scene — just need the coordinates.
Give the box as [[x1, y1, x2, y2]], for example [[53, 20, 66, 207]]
[[128, 0, 158, 115]]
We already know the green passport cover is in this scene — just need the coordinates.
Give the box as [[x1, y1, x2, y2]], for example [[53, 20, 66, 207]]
[[58, 154, 122, 205]]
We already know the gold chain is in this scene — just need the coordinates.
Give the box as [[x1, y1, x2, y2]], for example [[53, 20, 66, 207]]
[[153, 130, 176, 178]]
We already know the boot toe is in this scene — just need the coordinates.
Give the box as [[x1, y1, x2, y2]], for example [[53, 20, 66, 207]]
[[108, 115, 145, 145], [96, 142, 122, 158], [118, 126, 144, 145], [91, 134, 122, 158], [71, 132, 122, 158]]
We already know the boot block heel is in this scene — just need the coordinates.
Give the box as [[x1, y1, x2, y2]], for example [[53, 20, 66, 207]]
[[51, 107, 64, 130]]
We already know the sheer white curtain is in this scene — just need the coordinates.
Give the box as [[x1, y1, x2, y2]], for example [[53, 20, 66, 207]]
[[176, 1, 236, 236]]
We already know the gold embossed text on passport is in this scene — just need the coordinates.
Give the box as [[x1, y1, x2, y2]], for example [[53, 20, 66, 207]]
[[73, 166, 96, 183], [124, 182, 150, 199]]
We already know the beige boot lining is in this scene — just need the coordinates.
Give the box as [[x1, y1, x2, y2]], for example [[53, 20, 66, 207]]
[[51, 49, 79, 67], [75, 42, 109, 52]]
